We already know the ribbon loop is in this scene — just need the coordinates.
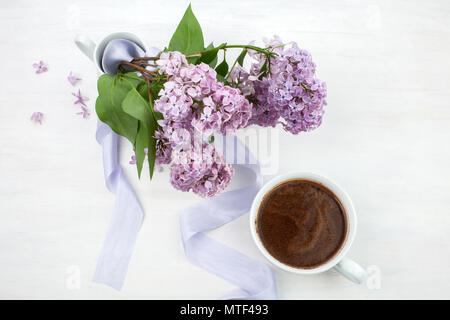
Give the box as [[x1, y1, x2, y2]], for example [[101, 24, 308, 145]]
[[180, 135, 277, 299]]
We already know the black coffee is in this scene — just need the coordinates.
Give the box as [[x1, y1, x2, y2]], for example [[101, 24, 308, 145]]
[[257, 179, 347, 269]]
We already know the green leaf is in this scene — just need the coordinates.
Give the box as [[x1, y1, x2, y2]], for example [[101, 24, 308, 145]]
[[197, 43, 226, 66], [122, 87, 152, 124], [122, 83, 157, 179], [204, 42, 218, 68], [216, 60, 229, 78], [258, 59, 268, 80], [146, 124, 157, 180], [135, 121, 147, 178], [168, 4, 204, 55], [135, 119, 156, 179], [237, 49, 247, 66], [95, 74, 141, 144]]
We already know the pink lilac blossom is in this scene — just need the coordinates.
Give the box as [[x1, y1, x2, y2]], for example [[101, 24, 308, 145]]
[[67, 72, 81, 86], [155, 52, 252, 136], [169, 143, 234, 198], [153, 51, 249, 196], [130, 149, 149, 166], [156, 51, 188, 76], [72, 89, 89, 107], [32, 61, 48, 74], [229, 36, 327, 134], [30, 112, 44, 124], [229, 66, 279, 128], [154, 127, 172, 165]]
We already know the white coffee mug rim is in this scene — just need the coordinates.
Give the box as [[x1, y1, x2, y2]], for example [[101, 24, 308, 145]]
[[249, 171, 357, 274], [93, 31, 149, 74]]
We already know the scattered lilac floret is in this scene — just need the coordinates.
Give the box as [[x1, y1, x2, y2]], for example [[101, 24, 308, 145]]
[[33, 61, 48, 74], [129, 149, 148, 166], [72, 89, 89, 107], [76, 105, 90, 119], [30, 112, 44, 124], [68, 72, 81, 86]]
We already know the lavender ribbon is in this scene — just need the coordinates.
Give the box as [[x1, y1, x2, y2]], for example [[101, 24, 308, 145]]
[[93, 39, 277, 298], [180, 135, 277, 299], [92, 120, 144, 290], [92, 39, 148, 290]]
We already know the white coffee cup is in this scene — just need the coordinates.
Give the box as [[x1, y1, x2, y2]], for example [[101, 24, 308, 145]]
[[74, 32, 149, 74], [250, 172, 367, 284]]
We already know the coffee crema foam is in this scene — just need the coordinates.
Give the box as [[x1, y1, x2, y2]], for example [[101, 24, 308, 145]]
[[257, 179, 347, 269]]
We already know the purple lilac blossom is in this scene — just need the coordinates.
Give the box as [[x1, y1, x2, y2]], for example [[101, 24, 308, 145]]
[[76, 105, 90, 119], [155, 52, 252, 136], [30, 112, 44, 124], [153, 51, 248, 197], [68, 72, 81, 86], [72, 89, 89, 107], [154, 127, 172, 165], [32, 61, 48, 74], [169, 143, 234, 198], [229, 36, 327, 134]]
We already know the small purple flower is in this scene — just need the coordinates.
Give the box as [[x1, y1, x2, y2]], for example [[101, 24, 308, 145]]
[[156, 51, 188, 76], [154, 127, 172, 165], [68, 72, 81, 86], [72, 89, 89, 107], [32, 61, 48, 74], [76, 106, 90, 119], [129, 155, 137, 165], [30, 112, 44, 124]]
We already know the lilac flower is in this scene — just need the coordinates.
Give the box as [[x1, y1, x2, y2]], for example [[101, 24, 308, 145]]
[[154, 80, 194, 122], [76, 105, 90, 119], [229, 67, 279, 127], [30, 112, 44, 124], [72, 89, 89, 107], [153, 51, 254, 196], [230, 37, 327, 134], [32, 61, 48, 74], [67, 72, 81, 86], [265, 40, 326, 133], [156, 51, 188, 76], [155, 55, 251, 137], [169, 143, 234, 197], [154, 128, 172, 165], [212, 85, 252, 134], [129, 148, 150, 166]]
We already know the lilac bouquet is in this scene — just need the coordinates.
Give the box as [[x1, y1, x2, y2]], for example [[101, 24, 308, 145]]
[[96, 5, 327, 198]]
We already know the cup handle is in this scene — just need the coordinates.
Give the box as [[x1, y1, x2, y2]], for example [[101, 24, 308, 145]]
[[333, 257, 367, 284], [74, 34, 96, 61]]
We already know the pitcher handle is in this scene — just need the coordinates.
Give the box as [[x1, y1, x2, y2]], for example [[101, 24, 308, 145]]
[[74, 34, 96, 61]]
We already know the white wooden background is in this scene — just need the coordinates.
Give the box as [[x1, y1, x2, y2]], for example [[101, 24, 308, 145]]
[[0, 0, 449, 299]]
